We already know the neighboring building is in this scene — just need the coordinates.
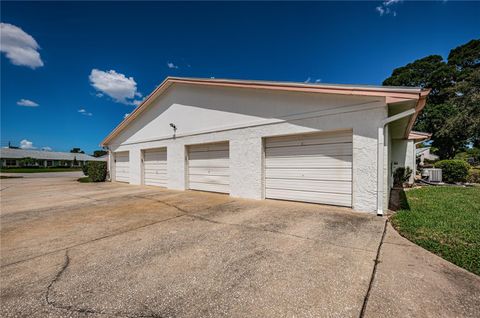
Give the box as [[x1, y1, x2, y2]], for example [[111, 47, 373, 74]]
[[401, 131, 438, 183], [0, 148, 106, 168], [101, 77, 430, 215], [416, 147, 439, 165]]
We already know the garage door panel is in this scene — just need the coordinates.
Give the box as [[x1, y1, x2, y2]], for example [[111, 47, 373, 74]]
[[143, 159, 167, 164], [144, 181, 167, 187], [265, 131, 352, 207], [265, 156, 352, 168], [189, 143, 230, 152], [188, 159, 230, 168], [189, 167, 229, 176], [266, 130, 352, 148], [266, 143, 352, 157], [266, 189, 352, 207], [189, 174, 229, 184], [144, 178, 168, 184], [143, 148, 167, 187], [144, 167, 167, 172], [188, 150, 229, 160], [143, 170, 167, 177], [144, 152, 167, 159], [143, 163, 167, 170], [188, 142, 230, 194], [189, 182, 229, 193], [266, 179, 352, 194], [265, 168, 352, 182], [115, 152, 130, 183]]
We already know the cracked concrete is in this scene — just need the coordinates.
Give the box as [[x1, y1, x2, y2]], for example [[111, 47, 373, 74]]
[[1, 173, 479, 317]]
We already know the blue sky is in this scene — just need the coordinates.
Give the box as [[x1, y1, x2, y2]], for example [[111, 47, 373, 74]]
[[1, 1, 479, 154]]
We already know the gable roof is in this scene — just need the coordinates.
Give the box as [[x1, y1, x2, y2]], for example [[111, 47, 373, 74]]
[[101, 77, 430, 146], [408, 131, 432, 142]]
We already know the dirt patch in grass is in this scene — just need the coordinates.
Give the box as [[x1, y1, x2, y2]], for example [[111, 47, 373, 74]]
[[391, 186, 480, 275], [77, 177, 92, 183]]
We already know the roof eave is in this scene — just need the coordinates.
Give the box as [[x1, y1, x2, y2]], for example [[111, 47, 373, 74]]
[[403, 88, 431, 139], [101, 77, 429, 146]]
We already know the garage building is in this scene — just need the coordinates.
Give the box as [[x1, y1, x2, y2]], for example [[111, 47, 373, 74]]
[[101, 77, 430, 214]]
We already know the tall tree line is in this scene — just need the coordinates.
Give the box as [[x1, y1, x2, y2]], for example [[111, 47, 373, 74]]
[[383, 39, 479, 159]]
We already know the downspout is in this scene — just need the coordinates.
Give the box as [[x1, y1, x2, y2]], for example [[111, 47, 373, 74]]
[[376, 108, 416, 216]]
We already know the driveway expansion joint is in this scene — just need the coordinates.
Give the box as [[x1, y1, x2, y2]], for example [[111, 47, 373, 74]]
[[359, 218, 388, 318]]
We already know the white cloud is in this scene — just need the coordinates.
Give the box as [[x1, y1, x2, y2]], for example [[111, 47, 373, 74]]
[[20, 139, 35, 149], [41, 146, 52, 151], [315, 78, 322, 83], [89, 69, 143, 105], [0, 23, 44, 69], [78, 108, 92, 116], [124, 113, 130, 119], [132, 97, 146, 106], [376, 0, 402, 16], [17, 99, 39, 107], [167, 62, 179, 69], [304, 77, 311, 83]]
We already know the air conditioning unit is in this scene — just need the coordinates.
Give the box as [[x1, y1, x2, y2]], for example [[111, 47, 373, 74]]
[[421, 168, 442, 183]]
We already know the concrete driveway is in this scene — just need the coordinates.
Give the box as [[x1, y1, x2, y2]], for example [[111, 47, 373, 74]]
[[1, 173, 479, 317]]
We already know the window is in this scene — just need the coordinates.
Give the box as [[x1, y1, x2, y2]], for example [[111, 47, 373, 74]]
[[6, 159, 17, 166]]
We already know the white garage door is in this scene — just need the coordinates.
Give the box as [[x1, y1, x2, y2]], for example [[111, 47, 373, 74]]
[[143, 148, 167, 187], [188, 142, 230, 194], [114, 151, 130, 183], [265, 130, 352, 207]]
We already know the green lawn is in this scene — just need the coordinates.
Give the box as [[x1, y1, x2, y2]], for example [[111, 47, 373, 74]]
[[1, 167, 82, 173], [391, 186, 480, 275]]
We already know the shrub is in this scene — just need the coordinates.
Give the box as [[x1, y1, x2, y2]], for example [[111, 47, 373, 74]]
[[393, 166, 413, 186], [434, 160, 470, 183], [19, 157, 37, 167], [87, 161, 107, 182], [82, 162, 89, 176], [467, 169, 480, 184]]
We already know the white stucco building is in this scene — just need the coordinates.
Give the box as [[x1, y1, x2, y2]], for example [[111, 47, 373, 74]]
[[101, 77, 430, 215]]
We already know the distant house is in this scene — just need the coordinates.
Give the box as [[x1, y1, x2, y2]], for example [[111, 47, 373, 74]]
[[416, 147, 439, 165], [0, 148, 106, 168]]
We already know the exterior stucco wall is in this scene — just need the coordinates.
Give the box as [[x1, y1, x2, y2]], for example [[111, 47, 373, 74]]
[[391, 139, 415, 185], [108, 84, 389, 213]]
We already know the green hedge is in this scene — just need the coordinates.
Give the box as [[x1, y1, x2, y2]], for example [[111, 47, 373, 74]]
[[434, 159, 470, 183], [82, 162, 89, 176], [87, 161, 107, 182], [467, 169, 480, 184]]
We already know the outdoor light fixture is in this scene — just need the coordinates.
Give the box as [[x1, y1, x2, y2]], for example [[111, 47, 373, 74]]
[[170, 123, 177, 139]]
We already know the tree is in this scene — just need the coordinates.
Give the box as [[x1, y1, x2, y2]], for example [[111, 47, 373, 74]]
[[93, 150, 107, 157], [447, 39, 480, 71], [70, 147, 85, 154], [383, 39, 480, 159], [19, 157, 36, 167]]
